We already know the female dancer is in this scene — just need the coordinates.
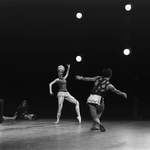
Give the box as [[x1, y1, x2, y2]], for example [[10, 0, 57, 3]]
[[49, 64, 81, 124], [76, 68, 127, 131]]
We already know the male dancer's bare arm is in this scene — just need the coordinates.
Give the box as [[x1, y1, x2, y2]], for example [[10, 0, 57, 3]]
[[76, 75, 99, 81], [108, 84, 127, 99]]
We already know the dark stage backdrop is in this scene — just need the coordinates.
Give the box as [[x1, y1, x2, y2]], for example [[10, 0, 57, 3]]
[[0, 0, 150, 119]]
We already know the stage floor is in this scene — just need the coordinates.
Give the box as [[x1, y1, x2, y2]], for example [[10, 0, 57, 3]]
[[1, 118, 150, 150]]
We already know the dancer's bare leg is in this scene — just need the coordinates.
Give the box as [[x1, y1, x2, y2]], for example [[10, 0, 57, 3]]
[[89, 104, 101, 126], [75, 101, 81, 124], [90, 112, 103, 130], [88, 104, 105, 132], [91, 103, 105, 128], [55, 96, 64, 124], [97, 103, 105, 131], [3, 115, 17, 120], [66, 95, 81, 124]]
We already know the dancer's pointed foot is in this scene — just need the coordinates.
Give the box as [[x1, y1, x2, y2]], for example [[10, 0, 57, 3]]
[[77, 116, 81, 124], [55, 120, 59, 124]]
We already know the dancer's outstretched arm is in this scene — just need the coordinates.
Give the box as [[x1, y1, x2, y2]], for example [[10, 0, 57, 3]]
[[107, 84, 127, 99], [76, 75, 100, 82], [64, 64, 70, 79]]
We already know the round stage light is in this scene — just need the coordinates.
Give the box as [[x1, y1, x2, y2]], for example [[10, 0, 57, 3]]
[[76, 55, 82, 62], [125, 4, 132, 11], [123, 48, 131, 56], [76, 12, 82, 19]]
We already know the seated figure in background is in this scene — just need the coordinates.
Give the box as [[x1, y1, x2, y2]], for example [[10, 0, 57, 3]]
[[14, 100, 37, 120]]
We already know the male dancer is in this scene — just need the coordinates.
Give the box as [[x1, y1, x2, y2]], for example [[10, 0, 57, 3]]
[[76, 68, 127, 131]]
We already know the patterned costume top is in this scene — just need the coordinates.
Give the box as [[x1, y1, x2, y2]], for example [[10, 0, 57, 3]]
[[57, 78, 67, 92], [91, 76, 110, 97]]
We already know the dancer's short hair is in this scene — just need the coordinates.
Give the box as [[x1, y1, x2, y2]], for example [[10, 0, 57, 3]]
[[102, 68, 112, 78]]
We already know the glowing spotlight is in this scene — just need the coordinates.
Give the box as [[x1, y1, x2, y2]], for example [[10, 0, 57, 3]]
[[123, 48, 131, 56], [76, 12, 83, 19], [76, 55, 82, 62], [125, 4, 132, 11]]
